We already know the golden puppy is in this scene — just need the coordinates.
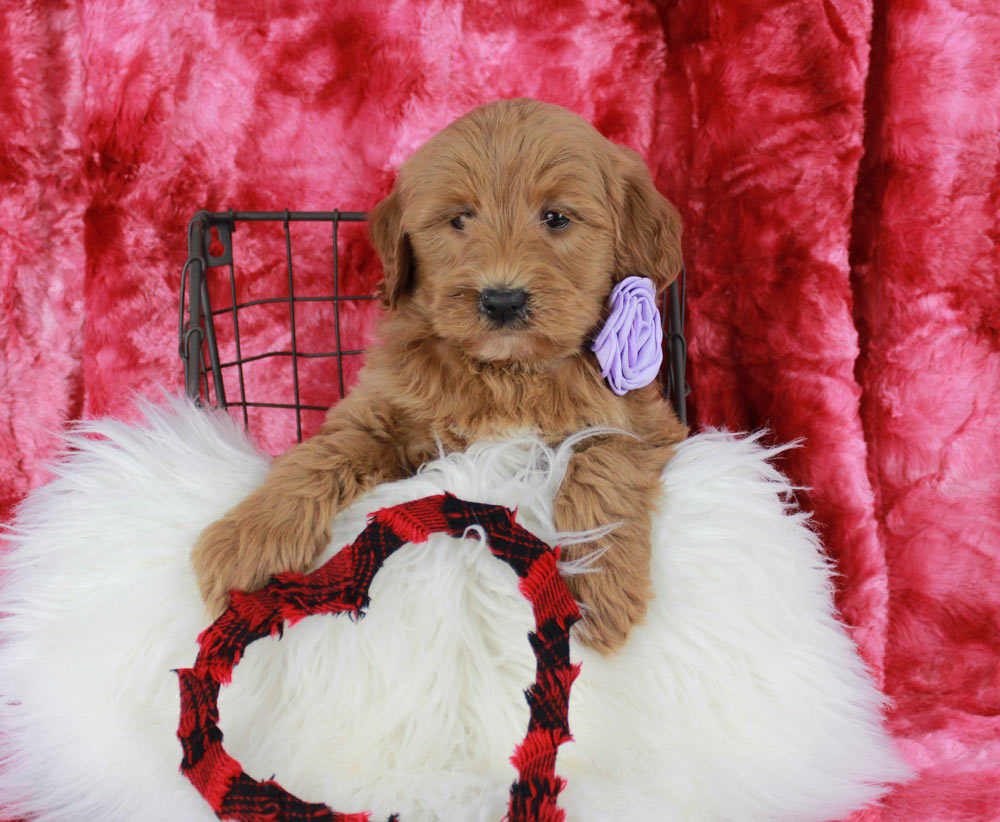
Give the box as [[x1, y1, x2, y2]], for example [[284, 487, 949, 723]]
[[192, 98, 687, 653]]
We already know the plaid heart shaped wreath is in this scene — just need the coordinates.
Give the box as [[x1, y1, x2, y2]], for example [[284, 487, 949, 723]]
[[176, 493, 581, 822]]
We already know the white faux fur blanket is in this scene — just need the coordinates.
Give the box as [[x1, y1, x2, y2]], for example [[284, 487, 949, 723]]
[[0, 398, 908, 821]]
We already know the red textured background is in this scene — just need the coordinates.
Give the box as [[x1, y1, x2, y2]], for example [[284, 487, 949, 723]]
[[2, 1, 998, 819]]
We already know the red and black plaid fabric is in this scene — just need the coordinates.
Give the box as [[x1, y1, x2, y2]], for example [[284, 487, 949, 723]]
[[176, 493, 581, 822]]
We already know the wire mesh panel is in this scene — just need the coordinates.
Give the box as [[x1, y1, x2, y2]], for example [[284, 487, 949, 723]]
[[179, 210, 378, 445], [179, 209, 688, 447]]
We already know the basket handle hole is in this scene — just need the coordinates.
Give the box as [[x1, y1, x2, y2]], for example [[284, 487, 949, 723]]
[[208, 226, 225, 258]]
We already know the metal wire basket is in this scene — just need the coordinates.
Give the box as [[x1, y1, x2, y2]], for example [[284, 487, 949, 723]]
[[179, 209, 688, 443]]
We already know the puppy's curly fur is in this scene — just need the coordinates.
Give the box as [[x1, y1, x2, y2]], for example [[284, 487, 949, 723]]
[[192, 99, 687, 653]]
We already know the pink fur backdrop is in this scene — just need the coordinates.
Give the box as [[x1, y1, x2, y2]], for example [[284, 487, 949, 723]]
[[2, 1, 998, 819]]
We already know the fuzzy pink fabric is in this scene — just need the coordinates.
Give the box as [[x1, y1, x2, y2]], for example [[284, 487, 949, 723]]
[[2, 2, 998, 820]]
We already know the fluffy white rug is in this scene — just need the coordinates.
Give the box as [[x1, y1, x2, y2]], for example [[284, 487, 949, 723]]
[[0, 397, 909, 822]]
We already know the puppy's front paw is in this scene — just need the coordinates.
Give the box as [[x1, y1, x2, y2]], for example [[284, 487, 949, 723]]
[[191, 493, 330, 618], [562, 544, 651, 654], [191, 515, 257, 618], [553, 435, 665, 653]]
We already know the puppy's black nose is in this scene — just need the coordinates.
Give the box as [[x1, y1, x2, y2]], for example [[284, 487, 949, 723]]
[[478, 287, 529, 326]]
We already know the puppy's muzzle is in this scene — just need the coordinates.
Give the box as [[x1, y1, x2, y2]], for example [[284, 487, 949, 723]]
[[478, 287, 529, 327]]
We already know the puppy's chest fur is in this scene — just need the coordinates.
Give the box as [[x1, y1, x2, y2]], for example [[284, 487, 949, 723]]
[[364, 338, 638, 467]]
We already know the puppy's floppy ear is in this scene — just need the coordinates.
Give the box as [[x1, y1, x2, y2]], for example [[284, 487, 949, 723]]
[[368, 188, 414, 309], [610, 146, 683, 293]]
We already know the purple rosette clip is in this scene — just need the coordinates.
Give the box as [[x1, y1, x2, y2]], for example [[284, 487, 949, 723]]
[[591, 275, 663, 396]]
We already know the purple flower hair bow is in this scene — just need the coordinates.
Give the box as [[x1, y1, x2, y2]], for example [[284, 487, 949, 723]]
[[591, 276, 663, 396]]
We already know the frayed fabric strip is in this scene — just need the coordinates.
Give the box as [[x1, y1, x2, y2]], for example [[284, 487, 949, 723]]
[[176, 493, 581, 822]]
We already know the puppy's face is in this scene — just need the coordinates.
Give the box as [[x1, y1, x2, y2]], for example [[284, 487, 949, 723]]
[[370, 99, 682, 366]]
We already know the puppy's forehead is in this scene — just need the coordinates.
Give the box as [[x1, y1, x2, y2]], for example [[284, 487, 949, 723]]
[[401, 100, 612, 215]]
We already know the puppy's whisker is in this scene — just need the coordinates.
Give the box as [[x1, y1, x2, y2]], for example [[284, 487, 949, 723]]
[[446, 284, 480, 299]]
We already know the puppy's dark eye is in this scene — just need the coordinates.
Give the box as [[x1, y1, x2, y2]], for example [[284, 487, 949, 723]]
[[543, 210, 571, 230], [450, 213, 471, 230]]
